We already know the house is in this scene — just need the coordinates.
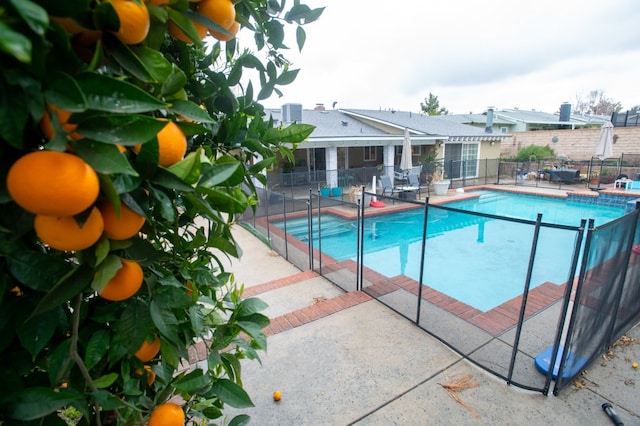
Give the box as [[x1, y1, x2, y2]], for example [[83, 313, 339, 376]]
[[439, 104, 610, 133], [268, 104, 510, 187]]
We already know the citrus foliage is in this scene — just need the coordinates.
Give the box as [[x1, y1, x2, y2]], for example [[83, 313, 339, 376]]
[[0, 0, 322, 423]]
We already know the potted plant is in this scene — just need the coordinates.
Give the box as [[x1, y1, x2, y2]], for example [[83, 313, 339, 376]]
[[432, 168, 450, 196], [320, 183, 331, 197], [600, 168, 614, 184], [331, 186, 343, 197]]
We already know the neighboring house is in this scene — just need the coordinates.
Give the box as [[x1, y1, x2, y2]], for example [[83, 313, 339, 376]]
[[440, 104, 610, 133], [268, 104, 510, 187]]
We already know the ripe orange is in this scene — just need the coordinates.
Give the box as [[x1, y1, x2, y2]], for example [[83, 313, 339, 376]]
[[168, 18, 207, 43], [40, 103, 82, 140], [99, 259, 144, 301], [134, 120, 187, 167], [149, 403, 184, 426], [98, 200, 145, 240], [7, 151, 100, 216], [209, 20, 239, 41], [273, 390, 282, 401], [34, 206, 104, 251], [109, 0, 150, 45], [135, 365, 156, 386], [135, 336, 161, 362], [199, 0, 236, 33]]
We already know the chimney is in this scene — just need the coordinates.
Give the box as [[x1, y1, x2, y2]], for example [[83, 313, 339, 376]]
[[314, 103, 325, 111], [485, 107, 494, 133]]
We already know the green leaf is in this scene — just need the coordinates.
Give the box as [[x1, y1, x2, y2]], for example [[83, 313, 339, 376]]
[[47, 339, 72, 385], [151, 167, 194, 192], [228, 414, 251, 426], [199, 162, 242, 187], [150, 300, 180, 345], [75, 114, 167, 145], [161, 63, 187, 97], [276, 69, 300, 86], [75, 73, 167, 113], [92, 255, 123, 294], [159, 338, 180, 369], [71, 140, 138, 176], [169, 99, 215, 123], [44, 72, 87, 112], [7, 250, 71, 291], [210, 378, 254, 408], [237, 321, 267, 349], [116, 299, 154, 358], [104, 37, 156, 83], [0, 22, 31, 63], [3, 388, 82, 421], [91, 390, 127, 410], [173, 369, 210, 393], [167, 151, 201, 185], [85, 330, 110, 370], [30, 264, 93, 318], [238, 298, 268, 317], [296, 26, 306, 51], [10, 0, 48, 35], [18, 307, 60, 358], [93, 373, 119, 389]]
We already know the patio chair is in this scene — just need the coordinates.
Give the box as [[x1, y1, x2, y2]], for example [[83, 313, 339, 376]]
[[379, 175, 402, 199], [407, 173, 429, 198]]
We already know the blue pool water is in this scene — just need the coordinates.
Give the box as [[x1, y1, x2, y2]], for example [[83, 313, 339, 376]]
[[276, 191, 626, 312]]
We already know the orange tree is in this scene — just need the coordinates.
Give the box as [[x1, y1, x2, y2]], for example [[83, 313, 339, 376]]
[[0, 0, 322, 424]]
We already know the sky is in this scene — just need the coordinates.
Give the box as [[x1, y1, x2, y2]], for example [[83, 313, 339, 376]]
[[239, 0, 640, 115]]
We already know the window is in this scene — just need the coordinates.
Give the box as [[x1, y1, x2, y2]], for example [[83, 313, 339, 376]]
[[363, 146, 376, 161], [500, 127, 508, 133]]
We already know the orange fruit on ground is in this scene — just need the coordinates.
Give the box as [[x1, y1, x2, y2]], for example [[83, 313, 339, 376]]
[[34, 206, 104, 251], [168, 18, 207, 43], [135, 365, 156, 386], [135, 336, 161, 362], [109, 0, 150, 45], [7, 151, 100, 216], [134, 120, 187, 167], [209, 20, 239, 41], [40, 103, 82, 140], [98, 200, 146, 240], [99, 259, 144, 301], [149, 402, 184, 426], [273, 390, 282, 401], [199, 0, 236, 33]]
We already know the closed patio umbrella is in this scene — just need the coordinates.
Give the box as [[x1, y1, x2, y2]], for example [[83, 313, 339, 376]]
[[400, 127, 413, 175], [595, 121, 614, 161]]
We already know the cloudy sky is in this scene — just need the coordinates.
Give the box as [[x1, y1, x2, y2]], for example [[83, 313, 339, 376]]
[[242, 0, 640, 115]]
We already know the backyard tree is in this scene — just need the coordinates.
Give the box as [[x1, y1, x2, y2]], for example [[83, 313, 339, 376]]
[[420, 92, 449, 116], [0, 0, 321, 424]]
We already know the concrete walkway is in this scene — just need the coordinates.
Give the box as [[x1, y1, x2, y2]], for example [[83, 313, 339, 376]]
[[211, 225, 640, 425]]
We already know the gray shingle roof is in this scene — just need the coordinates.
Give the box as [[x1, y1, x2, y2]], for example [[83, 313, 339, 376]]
[[341, 109, 505, 138]]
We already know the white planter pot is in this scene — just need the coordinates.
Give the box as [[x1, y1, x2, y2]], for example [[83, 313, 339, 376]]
[[433, 180, 450, 196], [354, 191, 372, 208]]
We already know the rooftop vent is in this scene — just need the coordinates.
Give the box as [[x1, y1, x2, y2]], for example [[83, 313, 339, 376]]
[[282, 103, 302, 122], [559, 102, 571, 122]]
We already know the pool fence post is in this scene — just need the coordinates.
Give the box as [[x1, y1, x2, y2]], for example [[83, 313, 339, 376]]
[[507, 213, 543, 385], [552, 219, 596, 395], [307, 193, 313, 271], [416, 197, 430, 324], [265, 187, 271, 244], [358, 185, 366, 291], [282, 192, 289, 261], [541, 218, 587, 395], [309, 188, 322, 275]]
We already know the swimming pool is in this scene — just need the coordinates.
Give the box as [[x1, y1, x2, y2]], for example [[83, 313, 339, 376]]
[[276, 190, 626, 312]]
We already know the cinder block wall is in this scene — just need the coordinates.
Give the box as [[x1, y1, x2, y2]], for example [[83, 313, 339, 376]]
[[500, 127, 640, 160]]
